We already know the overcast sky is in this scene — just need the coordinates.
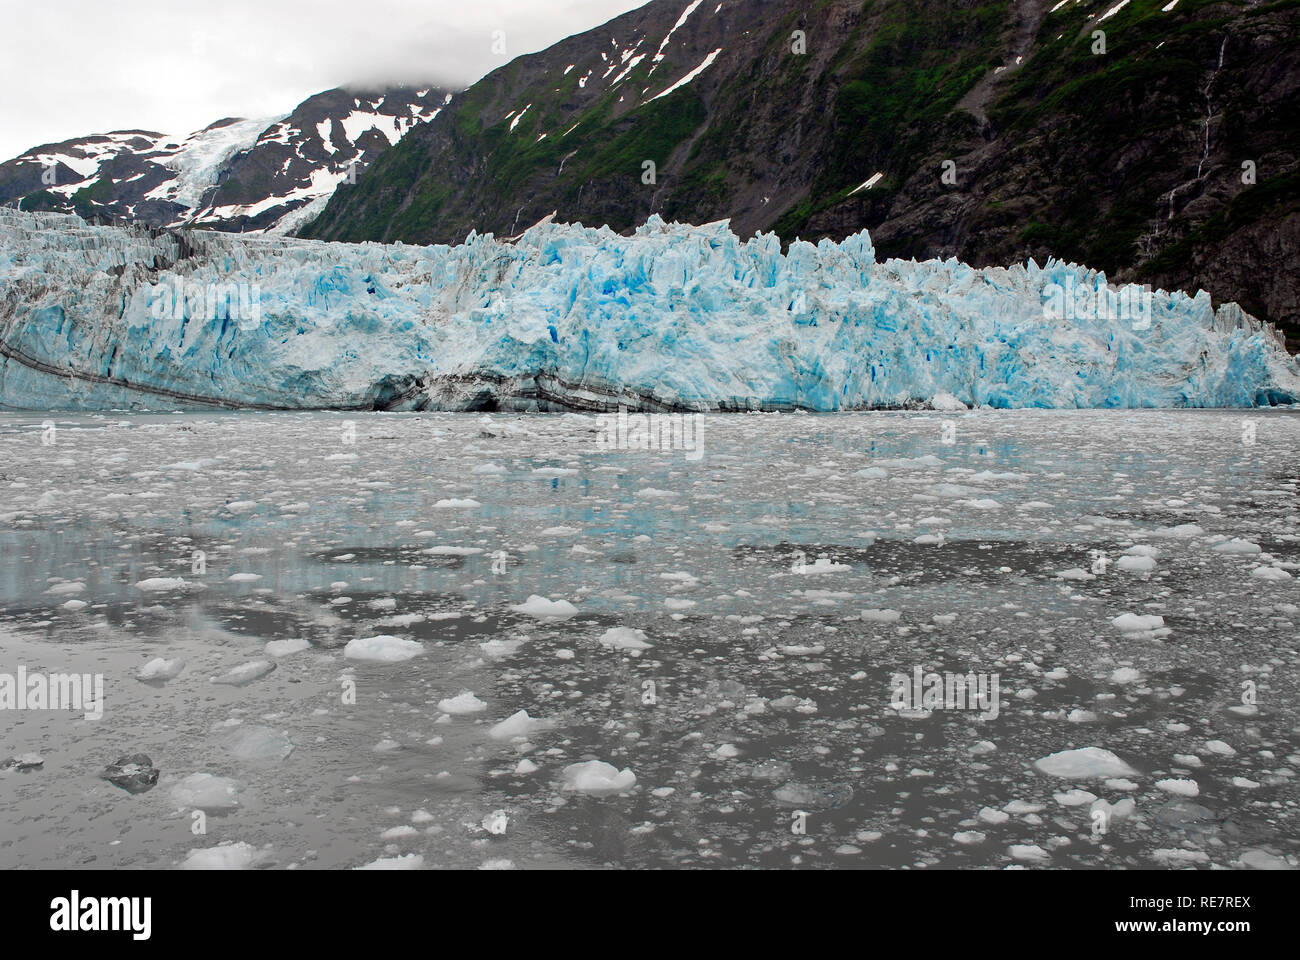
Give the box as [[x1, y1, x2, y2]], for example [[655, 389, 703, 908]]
[[0, 0, 647, 160]]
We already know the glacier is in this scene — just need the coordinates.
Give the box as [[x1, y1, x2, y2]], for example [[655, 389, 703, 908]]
[[0, 207, 1297, 412]]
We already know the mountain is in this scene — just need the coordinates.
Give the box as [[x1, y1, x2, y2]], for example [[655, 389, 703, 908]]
[[298, 0, 1300, 349], [0, 85, 454, 234], [2, 208, 1296, 411]]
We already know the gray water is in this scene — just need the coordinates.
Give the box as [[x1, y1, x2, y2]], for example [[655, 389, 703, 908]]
[[0, 409, 1296, 870]]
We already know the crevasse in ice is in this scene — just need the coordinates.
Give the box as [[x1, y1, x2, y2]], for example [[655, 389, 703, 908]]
[[0, 208, 1296, 411]]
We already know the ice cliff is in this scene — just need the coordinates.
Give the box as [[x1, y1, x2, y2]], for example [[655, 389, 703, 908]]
[[1, 208, 1297, 411]]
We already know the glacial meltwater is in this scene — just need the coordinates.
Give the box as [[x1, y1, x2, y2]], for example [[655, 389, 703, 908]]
[[0, 409, 1296, 870]]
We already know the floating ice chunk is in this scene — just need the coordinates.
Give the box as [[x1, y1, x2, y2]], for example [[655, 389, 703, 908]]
[[434, 498, 481, 508], [779, 644, 824, 656], [355, 853, 424, 870], [1155, 778, 1200, 796], [1033, 747, 1139, 779], [1003, 800, 1044, 814], [1159, 524, 1205, 538], [1111, 613, 1165, 633], [855, 467, 888, 479], [954, 830, 986, 845], [1091, 797, 1136, 823], [561, 760, 636, 796], [224, 724, 294, 761], [381, 825, 418, 839], [881, 455, 944, 469], [1238, 849, 1293, 870], [1204, 740, 1235, 756], [180, 841, 262, 870], [599, 626, 652, 650], [489, 709, 551, 740], [265, 637, 311, 657], [210, 660, 276, 686], [438, 691, 488, 715], [1253, 566, 1292, 581], [1212, 538, 1262, 555], [134, 577, 188, 592], [482, 810, 510, 834], [472, 463, 507, 475], [227, 572, 262, 582], [795, 557, 851, 573], [1117, 555, 1156, 572], [1056, 568, 1095, 581], [1068, 709, 1098, 723], [344, 635, 424, 662], [479, 637, 523, 659], [1152, 848, 1209, 865], [979, 807, 1010, 824], [45, 581, 85, 596], [860, 608, 901, 623], [1008, 844, 1050, 863], [772, 781, 853, 809], [137, 657, 185, 681], [1124, 545, 1160, 557], [1111, 667, 1141, 684], [511, 595, 578, 619], [514, 758, 539, 775], [1, 753, 44, 771], [170, 773, 242, 810], [1053, 789, 1097, 807]]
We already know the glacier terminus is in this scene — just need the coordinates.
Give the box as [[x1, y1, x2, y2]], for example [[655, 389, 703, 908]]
[[0, 208, 1297, 412]]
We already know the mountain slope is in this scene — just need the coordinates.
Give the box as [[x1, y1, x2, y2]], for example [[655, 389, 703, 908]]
[[0, 85, 453, 234], [299, 0, 1300, 348]]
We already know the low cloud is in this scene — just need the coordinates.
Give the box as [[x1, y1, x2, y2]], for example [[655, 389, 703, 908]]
[[0, 0, 645, 159]]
